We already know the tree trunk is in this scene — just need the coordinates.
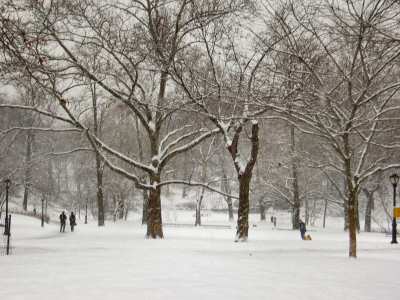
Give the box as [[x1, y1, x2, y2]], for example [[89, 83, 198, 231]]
[[182, 153, 189, 198], [95, 153, 105, 226], [47, 157, 56, 199], [91, 83, 105, 227], [195, 159, 207, 226], [305, 196, 309, 225], [221, 160, 234, 221], [259, 198, 266, 221], [144, 66, 167, 238], [124, 197, 130, 221], [323, 198, 328, 228], [77, 180, 81, 219], [343, 150, 357, 257], [195, 191, 204, 226], [56, 166, 61, 196], [146, 177, 163, 238], [227, 198, 234, 221], [229, 122, 259, 242], [236, 175, 251, 241], [113, 195, 117, 223], [364, 193, 372, 232], [290, 125, 300, 229], [255, 165, 266, 222], [118, 192, 125, 220], [348, 190, 358, 258], [363, 188, 376, 232], [22, 130, 34, 211], [142, 188, 149, 224], [343, 177, 349, 231], [344, 199, 349, 230], [356, 197, 360, 232]]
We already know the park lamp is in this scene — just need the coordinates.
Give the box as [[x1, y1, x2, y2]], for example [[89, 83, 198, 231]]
[[390, 173, 399, 187], [5, 179, 11, 189]]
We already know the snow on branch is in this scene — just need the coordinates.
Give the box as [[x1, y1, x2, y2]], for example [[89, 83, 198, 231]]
[[84, 131, 154, 190], [359, 164, 400, 185], [266, 183, 294, 206], [157, 180, 239, 199], [0, 127, 81, 135], [160, 127, 220, 169], [46, 148, 94, 156], [159, 125, 197, 158], [89, 133, 155, 174], [0, 104, 75, 125], [234, 154, 247, 176]]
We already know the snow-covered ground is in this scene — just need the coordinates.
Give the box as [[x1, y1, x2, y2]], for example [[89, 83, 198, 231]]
[[1, 211, 399, 300]]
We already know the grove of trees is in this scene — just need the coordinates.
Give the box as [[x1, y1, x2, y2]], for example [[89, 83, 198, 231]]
[[1, 0, 400, 257]]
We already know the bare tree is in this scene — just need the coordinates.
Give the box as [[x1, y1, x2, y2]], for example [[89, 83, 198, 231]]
[[171, 10, 269, 241], [0, 0, 238, 238], [261, 0, 400, 257]]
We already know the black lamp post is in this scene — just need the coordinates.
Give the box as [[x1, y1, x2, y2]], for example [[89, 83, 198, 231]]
[[4, 179, 10, 235], [389, 173, 399, 244]]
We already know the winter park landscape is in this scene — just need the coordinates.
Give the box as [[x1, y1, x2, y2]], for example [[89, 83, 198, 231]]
[[2, 198, 400, 300], [1, 0, 400, 299]]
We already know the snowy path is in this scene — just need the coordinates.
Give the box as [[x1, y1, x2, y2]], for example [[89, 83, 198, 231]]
[[1, 214, 399, 300]]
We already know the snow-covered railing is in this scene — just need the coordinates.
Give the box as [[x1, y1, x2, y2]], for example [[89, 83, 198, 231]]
[[164, 223, 231, 229], [8, 209, 50, 223]]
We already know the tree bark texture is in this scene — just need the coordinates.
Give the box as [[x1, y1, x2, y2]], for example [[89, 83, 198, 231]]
[[344, 155, 357, 258], [230, 123, 259, 242], [236, 175, 251, 241], [348, 190, 358, 258], [146, 176, 163, 238], [145, 70, 167, 238], [92, 83, 105, 227]]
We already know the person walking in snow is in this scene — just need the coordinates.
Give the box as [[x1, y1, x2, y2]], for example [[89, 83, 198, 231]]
[[299, 219, 307, 240], [69, 212, 76, 232], [59, 211, 67, 232]]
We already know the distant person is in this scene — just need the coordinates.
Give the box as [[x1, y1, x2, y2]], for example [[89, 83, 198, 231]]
[[299, 219, 307, 240], [273, 216, 277, 228], [33, 208, 37, 216], [59, 211, 67, 232], [69, 212, 76, 232], [270, 216, 274, 223]]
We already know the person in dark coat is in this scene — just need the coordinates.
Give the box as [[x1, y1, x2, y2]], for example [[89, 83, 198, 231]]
[[299, 219, 306, 240], [69, 212, 76, 232], [59, 211, 67, 232]]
